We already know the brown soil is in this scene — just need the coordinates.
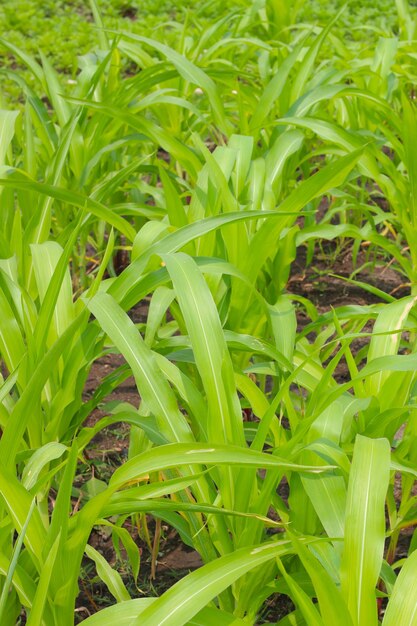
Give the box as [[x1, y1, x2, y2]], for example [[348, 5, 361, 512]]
[[289, 244, 409, 311]]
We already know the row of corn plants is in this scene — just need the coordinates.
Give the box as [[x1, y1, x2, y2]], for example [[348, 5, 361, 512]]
[[1, 1, 417, 624]]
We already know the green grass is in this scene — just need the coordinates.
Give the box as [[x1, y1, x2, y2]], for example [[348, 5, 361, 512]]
[[2, 0, 417, 624], [0, 0, 232, 73], [1, 0, 415, 94]]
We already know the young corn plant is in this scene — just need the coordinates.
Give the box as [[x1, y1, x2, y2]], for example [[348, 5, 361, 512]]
[[74, 259, 417, 624], [73, 191, 417, 618], [0, 236, 338, 622], [0, 29, 210, 287], [2, 3, 417, 625], [0, 224, 125, 622], [0, 186, 351, 623]]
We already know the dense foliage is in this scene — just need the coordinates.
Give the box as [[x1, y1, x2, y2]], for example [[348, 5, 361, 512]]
[[1, 0, 417, 624]]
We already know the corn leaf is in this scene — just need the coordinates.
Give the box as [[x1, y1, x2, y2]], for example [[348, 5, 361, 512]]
[[340, 435, 390, 626]]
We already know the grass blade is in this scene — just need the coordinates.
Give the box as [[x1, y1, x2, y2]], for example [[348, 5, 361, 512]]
[[87, 291, 193, 443], [383, 549, 417, 626], [163, 253, 244, 446], [0, 498, 36, 623], [340, 435, 390, 626], [131, 540, 293, 626]]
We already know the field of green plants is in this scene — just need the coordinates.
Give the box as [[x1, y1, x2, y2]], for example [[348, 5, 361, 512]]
[[3, 0, 417, 623]]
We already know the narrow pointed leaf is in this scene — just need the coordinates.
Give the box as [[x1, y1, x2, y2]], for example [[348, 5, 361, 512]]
[[340, 436, 390, 626]]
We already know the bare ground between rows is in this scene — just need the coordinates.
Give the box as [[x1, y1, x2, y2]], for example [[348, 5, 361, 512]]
[[74, 244, 410, 623]]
